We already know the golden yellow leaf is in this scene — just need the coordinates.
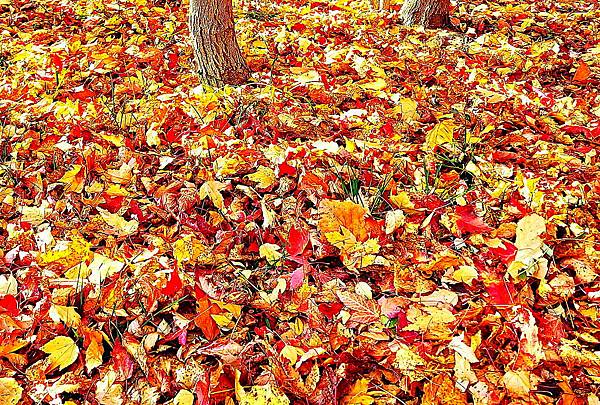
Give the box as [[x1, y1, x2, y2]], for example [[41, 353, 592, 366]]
[[199, 181, 227, 210], [359, 78, 387, 91], [49, 304, 81, 328], [247, 166, 276, 189], [98, 208, 139, 236], [39, 232, 93, 269], [173, 235, 211, 266], [58, 165, 85, 193], [425, 120, 456, 150], [342, 378, 374, 405], [174, 390, 194, 405], [41, 336, 79, 371], [85, 336, 104, 372], [259, 243, 283, 266], [235, 370, 290, 405], [0, 378, 23, 405]]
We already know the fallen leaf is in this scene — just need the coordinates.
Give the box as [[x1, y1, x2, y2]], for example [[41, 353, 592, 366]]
[[41, 336, 79, 371]]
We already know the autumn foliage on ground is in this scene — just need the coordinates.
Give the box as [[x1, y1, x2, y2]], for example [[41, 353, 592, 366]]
[[1, 0, 599, 403]]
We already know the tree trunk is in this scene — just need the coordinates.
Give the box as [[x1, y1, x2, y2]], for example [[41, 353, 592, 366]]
[[399, 0, 450, 28], [189, 0, 250, 86]]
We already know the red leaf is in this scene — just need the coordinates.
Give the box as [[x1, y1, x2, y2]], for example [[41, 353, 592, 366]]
[[486, 281, 515, 306], [167, 52, 179, 70], [488, 241, 517, 265], [161, 268, 182, 296], [50, 54, 63, 70], [278, 161, 296, 176], [0, 295, 19, 317], [318, 302, 344, 319], [291, 22, 306, 33], [455, 205, 493, 234], [286, 227, 309, 256], [112, 339, 135, 379]]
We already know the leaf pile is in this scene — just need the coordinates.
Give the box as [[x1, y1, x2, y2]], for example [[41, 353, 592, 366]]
[[1, 0, 600, 403]]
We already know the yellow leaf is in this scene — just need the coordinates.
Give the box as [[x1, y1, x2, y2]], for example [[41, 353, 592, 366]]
[[49, 304, 81, 328], [173, 235, 211, 266], [502, 370, 537, 398], [99, 133, 124, 147], [259, 243, 283, 266], [18, 200, 51, 226], [58, 165, 85, 193], [98, 208, 139, 236], [425, 120, 456, 150], [88, 253, 125, 285], [393, 344, 425, 372], [395, 97, 419, 122], [342, 378, 374, 405], [247, 166, 276, 189], [451, 265, 479, 285], [0, 378, 23, 405], [199, 181, 227, 210], [39, 232, 92, 269], [389, 192, 415, 211], [105, 162, 133, 185], [293, 69, 320, 84], [85, 336, 104, 372], [359, 78, 387, 91], [235, 370, 290, 405], [174, 390, 195, 405], [507, 214, 547, 279], [41, 336, 79, 371]]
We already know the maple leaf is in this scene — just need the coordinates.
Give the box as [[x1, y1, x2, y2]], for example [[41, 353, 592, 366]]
[[41, 336, 79, 371], [336, 290, 381, 325], [455, 205, 493, 234], [425, 120, 456, 150], [318, 199, 370, 242], [198, 181, 227, 210], [0, 378, 23, 405], [247, 165, 276, 189]]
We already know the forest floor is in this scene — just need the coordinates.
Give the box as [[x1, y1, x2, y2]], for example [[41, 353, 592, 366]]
[[1, 0, 600, 403]]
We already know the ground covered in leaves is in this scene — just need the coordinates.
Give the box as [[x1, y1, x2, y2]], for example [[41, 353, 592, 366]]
[[1, 0, 600, 403]]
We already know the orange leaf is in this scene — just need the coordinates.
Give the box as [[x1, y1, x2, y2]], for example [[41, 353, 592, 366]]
[[336, 290, 381, 325], [573, 62, 591, 83]]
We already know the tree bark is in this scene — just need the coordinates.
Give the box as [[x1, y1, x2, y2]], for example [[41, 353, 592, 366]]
[[189, 0, 250, 86], [399, 0, 450, 28]]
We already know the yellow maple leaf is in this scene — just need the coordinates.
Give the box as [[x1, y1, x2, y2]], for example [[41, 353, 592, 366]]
[[174, 390, 195, 405], [49, 304, 81, 328], [359, 78, 387, 91], [98, 208, 139, 236], [235, 370, 290, 405], [259, 243, 283, 266], [199, 181, 226, 210], [173, 235, 211, 266], [247, 166, 276, 189], [0, 378, 23, 405], [85, 336, 104, 372], [318, 199, 369, 242], [58, 165, 85, 193], [341, 378, 374, 405], [507, 214, 547, 279], [41, 336, 79, 371], [425, 120, 456, 150]]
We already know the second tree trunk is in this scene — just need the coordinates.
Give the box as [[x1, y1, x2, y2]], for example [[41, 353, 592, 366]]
[[189, 0, 250, 86], [399, 0, 450, 28]]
